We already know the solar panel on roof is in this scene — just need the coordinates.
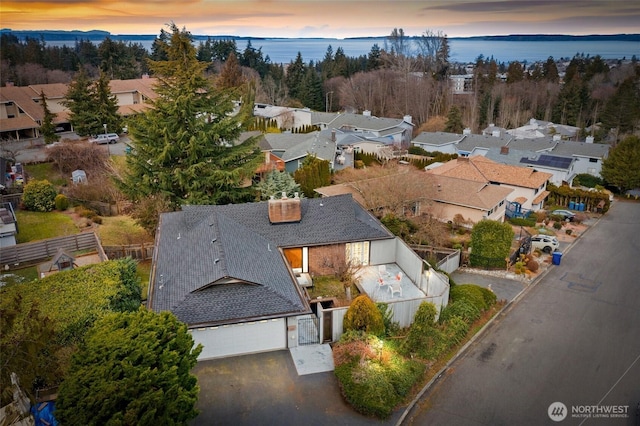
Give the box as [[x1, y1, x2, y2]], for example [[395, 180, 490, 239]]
[[520, 154, 572, 169]]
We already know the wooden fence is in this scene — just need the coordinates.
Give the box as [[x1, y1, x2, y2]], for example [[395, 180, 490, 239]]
[[0, 232, 105, 267], [103, 243, 154, 261]]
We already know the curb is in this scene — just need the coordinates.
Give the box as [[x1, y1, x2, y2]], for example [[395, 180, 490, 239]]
[[395, 212, 607, 425]]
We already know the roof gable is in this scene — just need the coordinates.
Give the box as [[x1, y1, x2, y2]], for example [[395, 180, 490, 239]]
[[150, 195, 392, 325]]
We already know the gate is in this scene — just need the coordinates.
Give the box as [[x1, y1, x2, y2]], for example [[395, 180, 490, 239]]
[[298, 315, 320, 345]]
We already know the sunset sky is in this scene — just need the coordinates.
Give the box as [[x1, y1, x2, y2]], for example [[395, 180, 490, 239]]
[[2, 0, 639, 38]]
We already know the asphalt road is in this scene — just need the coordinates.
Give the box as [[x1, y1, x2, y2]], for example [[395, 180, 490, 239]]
[[2, 132, 129, 164], [405, 200, 640, 425]]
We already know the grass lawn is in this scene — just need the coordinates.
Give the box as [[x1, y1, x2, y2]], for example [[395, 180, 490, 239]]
[[24, 162, 67, 186], [15, 210, 79, 243], [96, 215, 154, 246], [137, 260, 152, 301], [307, 275, 359, 306], [0, 266, 39, 286]]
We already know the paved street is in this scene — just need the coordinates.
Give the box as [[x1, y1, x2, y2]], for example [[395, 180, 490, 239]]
[[1, 132, 129, 164], [405, 200, 640, 425]]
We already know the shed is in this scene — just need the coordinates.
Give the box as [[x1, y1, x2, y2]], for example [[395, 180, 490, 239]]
[[71, 169, 87, 184], [50, 248, 76, 271]]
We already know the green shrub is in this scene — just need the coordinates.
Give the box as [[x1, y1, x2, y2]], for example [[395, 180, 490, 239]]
[[54, 194, 69, 211], [334, 362, 398, 418], [22, 179, 57, 212], [469, 220, 514, 268], [438, 300, 481, 324], [403, 302, 441, 357], [443, 315, 470, 346], [450, 284, 488, 311], [376, 302, 399, 336], [343, 295, 385, 336], [553, 221, 563, 230], [333, 332, 425, 419], [566, 229, 572, 235], [509, 217, 536, 227]]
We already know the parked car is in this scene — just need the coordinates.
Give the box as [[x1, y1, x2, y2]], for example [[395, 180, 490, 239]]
[[89, 133, 119, 144], [551, 209, 576, 222], [531, 235, 560, 253]]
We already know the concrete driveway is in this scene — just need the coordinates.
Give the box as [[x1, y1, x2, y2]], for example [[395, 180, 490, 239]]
[[191, 350, 398, 426]]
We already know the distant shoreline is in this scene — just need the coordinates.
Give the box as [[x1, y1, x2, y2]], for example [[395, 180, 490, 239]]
[[2, 29, 639, 43]]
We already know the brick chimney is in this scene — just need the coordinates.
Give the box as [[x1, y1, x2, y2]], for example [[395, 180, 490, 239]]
[[268, 192, 301, 224], [500, 146, 509, 155]]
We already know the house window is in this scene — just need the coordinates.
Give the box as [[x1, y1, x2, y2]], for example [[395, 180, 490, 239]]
[[346, 242, 369, 266], [589, 158, 598, 163]]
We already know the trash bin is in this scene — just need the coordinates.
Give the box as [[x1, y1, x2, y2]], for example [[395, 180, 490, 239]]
[[569, 201, 575, 210], [552, 251, 563, 265]]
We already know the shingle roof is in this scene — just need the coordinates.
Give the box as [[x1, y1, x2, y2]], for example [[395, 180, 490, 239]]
[[150, 194, 392, 326], [456, 134, 512, 151], [551, 140, 610, 158], [262, 131, 336, 163], [427, 156, 552, 189], [315, 171, 513, 211], [411, 131, 464, 146], [325, 113, 407, 132]]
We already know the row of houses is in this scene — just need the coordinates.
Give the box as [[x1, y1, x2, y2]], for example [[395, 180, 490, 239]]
[[2, 78, 611, 362]]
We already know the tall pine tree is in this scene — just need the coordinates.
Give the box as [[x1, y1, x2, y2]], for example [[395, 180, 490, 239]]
[[39, 91, 59, 144], [63, 67, 98, 136], [118, 24, 262, 208]]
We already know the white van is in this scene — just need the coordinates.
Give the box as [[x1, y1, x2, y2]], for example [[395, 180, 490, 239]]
[[89, 133, 120, 144]]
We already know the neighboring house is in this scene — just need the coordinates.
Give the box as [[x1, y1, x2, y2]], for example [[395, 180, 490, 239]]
[[0, 77, 158, 140], [253, 103, 313, 130], [312, 111, 415, 148], [410, 131, 465, 154], [0, 203, 17, 248], [315, 170, 513, 224], [549, 139, 609, 178], [426, 156, 553, 215], [258, 131, 337, 173], [485, 146, 576, 186], [148, 194, 449, 360], [507, 118, 579, 140]]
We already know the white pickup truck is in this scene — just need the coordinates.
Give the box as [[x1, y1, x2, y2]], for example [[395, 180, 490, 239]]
[[89, 133, 120, 144]]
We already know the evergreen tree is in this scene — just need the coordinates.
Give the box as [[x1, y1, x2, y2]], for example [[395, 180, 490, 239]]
[[285, 52, 306, 101], [444, 106, 465, 133], [150, 28, 170, 61], [98, 37, 139, 80], [55, 308, 202, 426], [255, 170, 302, 200], [63, 67, 98, 136], [321, 45, 335, 79], [506, 61, 524, 83], [542, 57, 559, 83], [366, 43, 382, 71], [293, 155, 331, 198], [94, 70, 122, 135], [601, 76, 640, 136], [300, 67, 324, 110], [552, 76, 589, 126], [39, 91, 59, 144], [118, 24, 262, 208], [601, 135, 640, 193]]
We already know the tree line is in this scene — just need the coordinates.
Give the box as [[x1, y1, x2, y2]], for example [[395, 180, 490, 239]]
[[2, 27, 639, 141]]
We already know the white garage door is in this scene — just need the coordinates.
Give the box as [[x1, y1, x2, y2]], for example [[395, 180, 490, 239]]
[[191, 318, 287, 360]]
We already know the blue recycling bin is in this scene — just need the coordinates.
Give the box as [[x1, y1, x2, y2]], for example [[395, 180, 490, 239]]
[[552, 251, 563, 265], [578, 202, 585, 211], [569, 201, 575, 210]]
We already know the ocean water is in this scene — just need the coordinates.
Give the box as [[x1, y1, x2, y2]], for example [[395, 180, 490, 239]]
[[42, 37, 639, 64]]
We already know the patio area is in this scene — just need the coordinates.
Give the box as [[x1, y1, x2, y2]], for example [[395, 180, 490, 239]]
[[355, 263, 426, 303]]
